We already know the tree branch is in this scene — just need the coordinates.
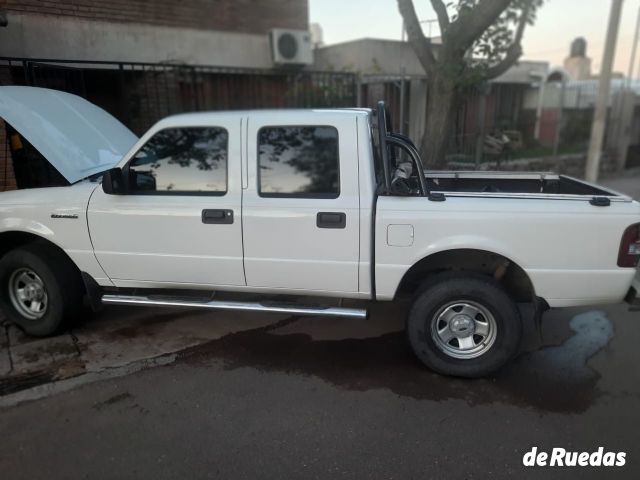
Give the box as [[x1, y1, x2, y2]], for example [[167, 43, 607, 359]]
[[398, 0, 437, 73], [484, 0, 532, 80], [513, 0, 532, 46], [430, 0, 450, 35], [485, 44, 523, 79], [450, 0, 513, 49]]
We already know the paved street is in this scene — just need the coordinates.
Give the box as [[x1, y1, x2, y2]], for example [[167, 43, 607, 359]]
[[1, 301, 640, 479]]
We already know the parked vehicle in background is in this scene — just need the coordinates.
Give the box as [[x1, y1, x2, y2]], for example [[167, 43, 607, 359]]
[[1, 86, 639, 377]]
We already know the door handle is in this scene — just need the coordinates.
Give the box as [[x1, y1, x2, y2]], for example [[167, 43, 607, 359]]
[[202, 209, 234, 224], [316, 212, 346, 229]]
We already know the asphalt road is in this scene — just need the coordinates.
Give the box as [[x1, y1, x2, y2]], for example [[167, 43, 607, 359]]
[[1, 301, 639, 479]]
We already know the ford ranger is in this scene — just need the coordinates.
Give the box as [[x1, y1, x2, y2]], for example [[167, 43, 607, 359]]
[[1, 86, 639, 377]]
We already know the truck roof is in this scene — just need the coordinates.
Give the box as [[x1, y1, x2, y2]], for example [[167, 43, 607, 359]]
[[154, 108, 372, 129]]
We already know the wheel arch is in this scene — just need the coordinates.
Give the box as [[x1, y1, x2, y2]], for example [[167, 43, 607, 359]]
[[395, 248, 537, 303], [0, 231, 85, 283]]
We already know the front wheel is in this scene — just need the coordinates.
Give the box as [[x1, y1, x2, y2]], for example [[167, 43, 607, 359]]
[[407, 273, 522, 378], [0, 244, 84, 336]]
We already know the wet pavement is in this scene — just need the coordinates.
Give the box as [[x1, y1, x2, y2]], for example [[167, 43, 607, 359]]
[[1, 300, 639, 478], [179, 306, 605, 415]]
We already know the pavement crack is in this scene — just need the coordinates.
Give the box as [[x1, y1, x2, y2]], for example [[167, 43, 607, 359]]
[[68, 329, 82, 357]]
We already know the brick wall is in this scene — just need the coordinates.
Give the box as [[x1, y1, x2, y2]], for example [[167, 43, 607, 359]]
[[0, 63, 17, 191], [0, 120, 17, 192], [3, 0, 308, 34]]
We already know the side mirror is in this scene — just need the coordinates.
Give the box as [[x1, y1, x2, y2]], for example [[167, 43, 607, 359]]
[[102, 168, 126, 195]]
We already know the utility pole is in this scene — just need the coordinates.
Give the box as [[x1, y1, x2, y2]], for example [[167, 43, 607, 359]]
[[585, 0, 624, 183], [627, 6, 640, 83], [552, 77, 567, 158], [532, 71, 547, 141], [613, 4, 640, 171]]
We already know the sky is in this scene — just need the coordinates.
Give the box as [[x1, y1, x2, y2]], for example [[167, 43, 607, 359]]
[[309, 0, 640, 76]]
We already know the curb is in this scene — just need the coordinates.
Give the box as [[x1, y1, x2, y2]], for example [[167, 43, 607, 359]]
[[0, 353, 177, 408]]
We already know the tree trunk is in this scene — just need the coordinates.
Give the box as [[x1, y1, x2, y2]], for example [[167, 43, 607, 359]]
[[420, 77, 457, 169]]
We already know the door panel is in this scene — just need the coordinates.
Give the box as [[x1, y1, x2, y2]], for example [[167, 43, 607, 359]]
[[88, 119, 245, 287], [242, 114, 360, 293]]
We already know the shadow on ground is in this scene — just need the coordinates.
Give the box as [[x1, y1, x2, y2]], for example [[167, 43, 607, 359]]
[[1, 301, 616, 414], [181, 308, 613, 414]]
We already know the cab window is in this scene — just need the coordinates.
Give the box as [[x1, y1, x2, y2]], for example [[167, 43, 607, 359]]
[[257, 126, 339, 198], [128, 127, 228, 195]]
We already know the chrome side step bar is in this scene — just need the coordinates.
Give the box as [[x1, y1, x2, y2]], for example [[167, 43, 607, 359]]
[[101, 294, 368, 319]]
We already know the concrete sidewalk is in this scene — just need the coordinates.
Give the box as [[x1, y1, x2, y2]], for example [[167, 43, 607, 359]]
[[0, 307, 288, 401]]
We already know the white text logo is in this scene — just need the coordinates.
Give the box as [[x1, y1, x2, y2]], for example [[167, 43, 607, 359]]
[[523, 447, 626, 467]]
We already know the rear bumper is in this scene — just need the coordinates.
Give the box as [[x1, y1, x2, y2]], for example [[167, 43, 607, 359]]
[[530, 269, 635, 308]]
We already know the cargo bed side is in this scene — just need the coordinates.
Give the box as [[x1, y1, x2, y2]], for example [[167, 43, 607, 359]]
[[425, 171, 627, 199]]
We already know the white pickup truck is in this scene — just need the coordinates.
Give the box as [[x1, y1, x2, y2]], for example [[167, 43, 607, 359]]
[[1, 86, 639, 377]]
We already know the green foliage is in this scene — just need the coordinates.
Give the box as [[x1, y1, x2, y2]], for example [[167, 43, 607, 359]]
[[472, 1, 542, 67], [398, 0, 546, 166], [443, 0, 545, 86]]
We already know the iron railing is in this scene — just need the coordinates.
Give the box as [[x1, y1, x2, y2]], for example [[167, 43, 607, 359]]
[[0, 57, 360, 135]]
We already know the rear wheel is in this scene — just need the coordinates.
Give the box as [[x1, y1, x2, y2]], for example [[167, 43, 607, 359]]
[[0, 244, 84, 336], [407, 273, 522, 378]]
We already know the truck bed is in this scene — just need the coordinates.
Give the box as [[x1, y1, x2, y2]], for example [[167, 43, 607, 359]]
[[424, 172, 623, 198]]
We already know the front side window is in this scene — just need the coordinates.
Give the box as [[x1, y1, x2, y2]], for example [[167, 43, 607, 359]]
[[128, 127, 228, 195], [258, 126, 339, 198]]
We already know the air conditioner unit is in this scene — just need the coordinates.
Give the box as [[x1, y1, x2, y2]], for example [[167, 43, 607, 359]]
[[270, 29, 313, 66]]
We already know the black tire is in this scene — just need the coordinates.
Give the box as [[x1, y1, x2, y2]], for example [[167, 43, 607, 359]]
[[0, 243, 84, 336], [407, 272, 522, 378]]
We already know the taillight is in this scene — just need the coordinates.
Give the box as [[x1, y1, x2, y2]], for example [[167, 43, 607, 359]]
[[618, 223, 640, 267]]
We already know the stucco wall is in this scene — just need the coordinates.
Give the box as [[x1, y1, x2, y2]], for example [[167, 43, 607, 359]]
[[0, 0, 309, 68], [315, 39, 426, 76], [0, 13, 277, 67]]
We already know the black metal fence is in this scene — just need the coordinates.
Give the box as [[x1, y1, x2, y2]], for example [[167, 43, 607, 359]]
[[4, 57, 606, 175], [0, 57, 359, 135]]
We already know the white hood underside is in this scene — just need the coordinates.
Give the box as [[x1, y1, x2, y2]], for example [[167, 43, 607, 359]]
[[0, 86, 138, 183]]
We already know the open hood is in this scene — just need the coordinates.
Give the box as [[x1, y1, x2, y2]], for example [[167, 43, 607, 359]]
[[0, 86, 138, 183]]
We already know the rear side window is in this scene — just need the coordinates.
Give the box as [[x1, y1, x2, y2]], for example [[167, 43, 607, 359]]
[[128, 127, 228, 195], [257, 126, 339, 198]]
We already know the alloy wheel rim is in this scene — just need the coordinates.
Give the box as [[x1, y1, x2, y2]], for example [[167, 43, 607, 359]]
[[430, 300, 497, 359], [8, 268, 48, 320]]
